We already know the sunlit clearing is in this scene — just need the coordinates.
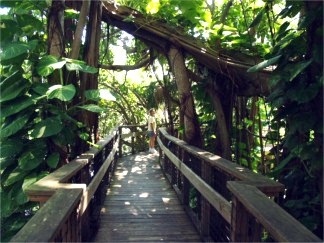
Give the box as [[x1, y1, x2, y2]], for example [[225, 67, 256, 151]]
[[162, 197, 170, 203], [139, 192, 149, 198]]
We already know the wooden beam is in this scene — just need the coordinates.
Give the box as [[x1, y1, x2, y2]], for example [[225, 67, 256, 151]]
[[10, 189, 83, 242], [157, 136, 232, 224], [227, 181, 322, 242]]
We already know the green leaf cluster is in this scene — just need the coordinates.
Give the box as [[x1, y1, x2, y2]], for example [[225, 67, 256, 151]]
[[0, 2, 108, 240], [255, 1, 323, 237]]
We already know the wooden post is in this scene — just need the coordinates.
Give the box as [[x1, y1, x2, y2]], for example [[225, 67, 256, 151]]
[[182, 151, 190, 206], [118, 126, 122, 157], [131, 127, 135, 154], [230, 195, 263, 242], [200, 160, 212, 240]]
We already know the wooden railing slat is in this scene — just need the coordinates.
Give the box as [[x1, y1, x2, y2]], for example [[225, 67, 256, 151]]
[[10, 188, 83, 242], [83, 136, 119, 213], [157, 136, 232, 224]]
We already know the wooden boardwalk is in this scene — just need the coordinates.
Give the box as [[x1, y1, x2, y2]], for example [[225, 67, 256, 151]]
[[93, 152, 201, 242]]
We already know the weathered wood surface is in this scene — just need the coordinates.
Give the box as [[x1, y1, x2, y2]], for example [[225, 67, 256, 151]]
[[227, 181, 322, 242], [159, 127, 284, 196], [93, 152, 201, 242], [10, 188, 83, 242], [157, 136, 232, 224]]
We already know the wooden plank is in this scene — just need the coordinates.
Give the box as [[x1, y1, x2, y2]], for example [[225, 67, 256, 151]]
[[157, 136, 232, 224], [227, 181, 321, 242], [10, 189, 83, 242], [94, 153, 201, 242]]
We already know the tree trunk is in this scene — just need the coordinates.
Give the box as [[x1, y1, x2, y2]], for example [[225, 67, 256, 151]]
[[70, 0, 90, 59], [167, 46, 202, 147], [75, 1, 102, 155], [47, 0, 65, 85], [205, 83, 231, 160]]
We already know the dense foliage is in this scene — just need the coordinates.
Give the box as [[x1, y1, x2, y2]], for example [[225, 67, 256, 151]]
[[0, 1, 106, 240], [0, 0, 322, 240]]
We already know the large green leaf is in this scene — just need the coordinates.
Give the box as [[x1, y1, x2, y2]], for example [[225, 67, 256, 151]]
[[22, 173, 38, 191], [1, 96, 35, 118], [0, 71, 30, 103], [0, 139, 24, 158], [30, 116, 63, 138], [46, 84, 76, 101], [77, 104, 105, 113], [247, 55, 282, 72], [249, 7, 265, 28], [46, 152, 60, 169], [65, 62, 98, 74], [18, 142, 47, 171], [15, 189, 28, 205], [286, 59, 313, 82], [0, 157, 16, 169], [3, 168, 29, 187], [85, 90, 101, 101], [85, 89, 116, 101], [0, 191, 15, 217], [0, 42, 29, 61], [16, 14, 44, 33], [0, 113, 30, 138], [36, 55, 66, 77]]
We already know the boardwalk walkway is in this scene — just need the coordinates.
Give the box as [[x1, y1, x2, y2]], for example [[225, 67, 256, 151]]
[[93, 152, 201, 242]]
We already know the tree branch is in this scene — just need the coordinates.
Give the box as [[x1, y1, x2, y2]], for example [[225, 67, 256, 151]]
[[99, 52, 154, 71], [70, 0, 90, 59]]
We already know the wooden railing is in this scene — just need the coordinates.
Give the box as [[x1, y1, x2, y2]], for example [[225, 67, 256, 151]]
[[157, 127, 321, 242], [10, 125, 321, 242], [118, 124, 147, 157], [10, 128, 120, 242]]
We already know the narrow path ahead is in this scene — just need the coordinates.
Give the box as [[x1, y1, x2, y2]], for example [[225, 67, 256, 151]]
[[93, 152, 201, 242]]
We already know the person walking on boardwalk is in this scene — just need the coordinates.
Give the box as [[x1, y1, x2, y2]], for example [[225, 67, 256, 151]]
[[147, 108, 157, 153]]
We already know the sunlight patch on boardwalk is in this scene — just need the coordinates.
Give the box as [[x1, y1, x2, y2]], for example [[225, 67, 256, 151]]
[[93, 152, 201, 242]]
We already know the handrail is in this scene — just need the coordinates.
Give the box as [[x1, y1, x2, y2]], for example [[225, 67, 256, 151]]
[[158, 135, 232, 223], [11, 127, 120, 242], [157, 127, 321, 242], [158, 127, 283, 196], [118, 124, 147, 156], [10, 188, 83, 242], [227, 181, 321, 242], [10, 125, 321, 242]]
